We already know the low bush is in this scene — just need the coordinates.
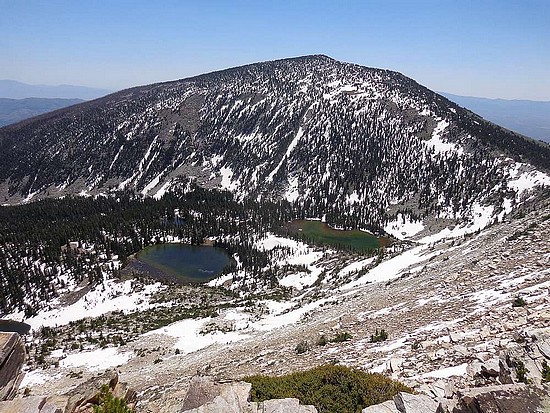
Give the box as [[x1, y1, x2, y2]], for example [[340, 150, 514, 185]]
[[93, 385, 133, 413], [512, 297, 527, 307], [370, 329, 388, 343], [316, 334, 328, 346], [330, 332, 352, 343], [541, 360, 550, 383], [245, 364, 412, 413], [514, 360, 530, 384], [295, 341, 310, 354]]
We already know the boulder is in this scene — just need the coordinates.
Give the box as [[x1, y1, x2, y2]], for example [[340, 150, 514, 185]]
[[180, 376, 230, 411], [362, 400, 400, 412], [0, 396, 62, 413], [537, 340, 550, 359], [180, 376, 317, 413], [180, 380, 252, 413], [14, 369, 138, 413], [62, 370, 119, 413], [0, 333, 25, 401], [393, 392, 439, 413], [260, 398, 317, 413], [453, 383, 549, 413]]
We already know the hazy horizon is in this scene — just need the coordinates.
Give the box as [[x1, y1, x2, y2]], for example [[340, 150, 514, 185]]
[[1, 1, 549, 101]]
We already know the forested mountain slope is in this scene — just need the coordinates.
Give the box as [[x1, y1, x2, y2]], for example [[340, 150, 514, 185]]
[[1, 55, 549, 229]]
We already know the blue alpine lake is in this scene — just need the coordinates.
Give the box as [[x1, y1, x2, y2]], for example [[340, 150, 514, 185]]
[[135, 244, 231, 283]]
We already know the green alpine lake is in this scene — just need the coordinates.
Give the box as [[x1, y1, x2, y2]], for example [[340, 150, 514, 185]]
[[135, 244, 231, 283]]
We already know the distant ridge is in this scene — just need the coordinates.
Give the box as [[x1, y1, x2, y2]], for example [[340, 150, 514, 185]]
[[440, 92, 550, 144], [0, 97, 84, 127], [0, 80, 112, 100]]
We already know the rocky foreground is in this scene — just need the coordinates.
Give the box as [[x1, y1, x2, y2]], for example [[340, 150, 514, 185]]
[[1, 196, 550, 412]]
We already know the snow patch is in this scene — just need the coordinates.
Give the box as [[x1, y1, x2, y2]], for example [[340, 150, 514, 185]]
[[424, 119, 463, 156], [384, 214, 424, 240], [145, 318, 247, 353], [507, 164, 550, 196], [338, 257, 376, 278], [285, 176, 300, 202], [220, 166, 239, 191], [22, 279, 163, 330], [341, 245, 438, 289], [418, 203, 494, 243], [60, 347, 133, 371], [267, 127, 304, 182], [421, 363, 468, 378]]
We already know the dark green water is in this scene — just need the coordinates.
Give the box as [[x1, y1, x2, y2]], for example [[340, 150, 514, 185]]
[[0, 319, 31, 334], [136, 244, 231, 283]]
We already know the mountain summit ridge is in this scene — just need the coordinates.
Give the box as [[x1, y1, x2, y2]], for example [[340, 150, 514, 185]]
[[0, 56, 548, 231]]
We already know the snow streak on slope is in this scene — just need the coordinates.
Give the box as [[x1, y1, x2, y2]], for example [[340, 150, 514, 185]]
[[1, 55, 549, 232], [9, 279, 164, 330]]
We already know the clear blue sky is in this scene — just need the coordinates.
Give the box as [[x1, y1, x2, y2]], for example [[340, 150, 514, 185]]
[[1, 0, 549, 100]]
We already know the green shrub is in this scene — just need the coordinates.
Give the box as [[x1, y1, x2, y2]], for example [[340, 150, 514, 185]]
[[316, 335, 328, 346], [370, 329, 388, 343], [93, 385, 133, 413], [330, 332, 352, 343], [514, 360, 530, 384], [512, 297, 527, 307], [245, 364, 412, 413], [295, 341, 310, 354], [541, 360, 550, 383]]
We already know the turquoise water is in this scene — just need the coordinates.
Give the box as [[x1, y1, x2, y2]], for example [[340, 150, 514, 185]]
[[136, 244, 231, 283]]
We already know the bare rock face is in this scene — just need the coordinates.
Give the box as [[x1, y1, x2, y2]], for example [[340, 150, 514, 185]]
[[0, 396, 62, 413], [0, 333, 25, 402], [259, 398, 317, 413], [393, 392, 439, 413], [58, 370, 136, 413], [0, 370, 135, 413], [362, 392, 439, 413], [362, 399, 400, 412], [180, 380, 251, 413], [60, 369, 120, 412], [450, 383, 550, 413], [180, 376, 317, 413], [180, 376, 233, 411]]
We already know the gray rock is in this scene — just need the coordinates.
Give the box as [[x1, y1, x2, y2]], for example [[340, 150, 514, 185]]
[[0, 396, 46, 413], [181, 381, 251, 413], [180, 377, 317, 413], [428, 380, 447, 399], [0, 333, 25, 402], [180, 376, 224, 411], [498, 359, 512, 385], [444, 380, 455, 399], [63, 369, 118, 413], [0, 396, 62, 412], [362, 400, 400, 412], [537, 340, 550, 359], [435, 398, 458, 413], [260, 398, 317, 413], [389, 358, 404, 373], [453, 383, 549, 413], [393, 392, 438, 413]]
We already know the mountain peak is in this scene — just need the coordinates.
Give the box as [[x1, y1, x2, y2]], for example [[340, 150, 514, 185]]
[[0, 57, 548, 234]]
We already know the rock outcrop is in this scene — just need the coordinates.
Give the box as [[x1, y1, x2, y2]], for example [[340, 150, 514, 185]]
[[0, 370, 135, 413], [180, 376, 317, 413], [362, 392, 438, 413], [363, 383, 550, 413], [449, 383, 550, 413], [0, 332, 25, 402]]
